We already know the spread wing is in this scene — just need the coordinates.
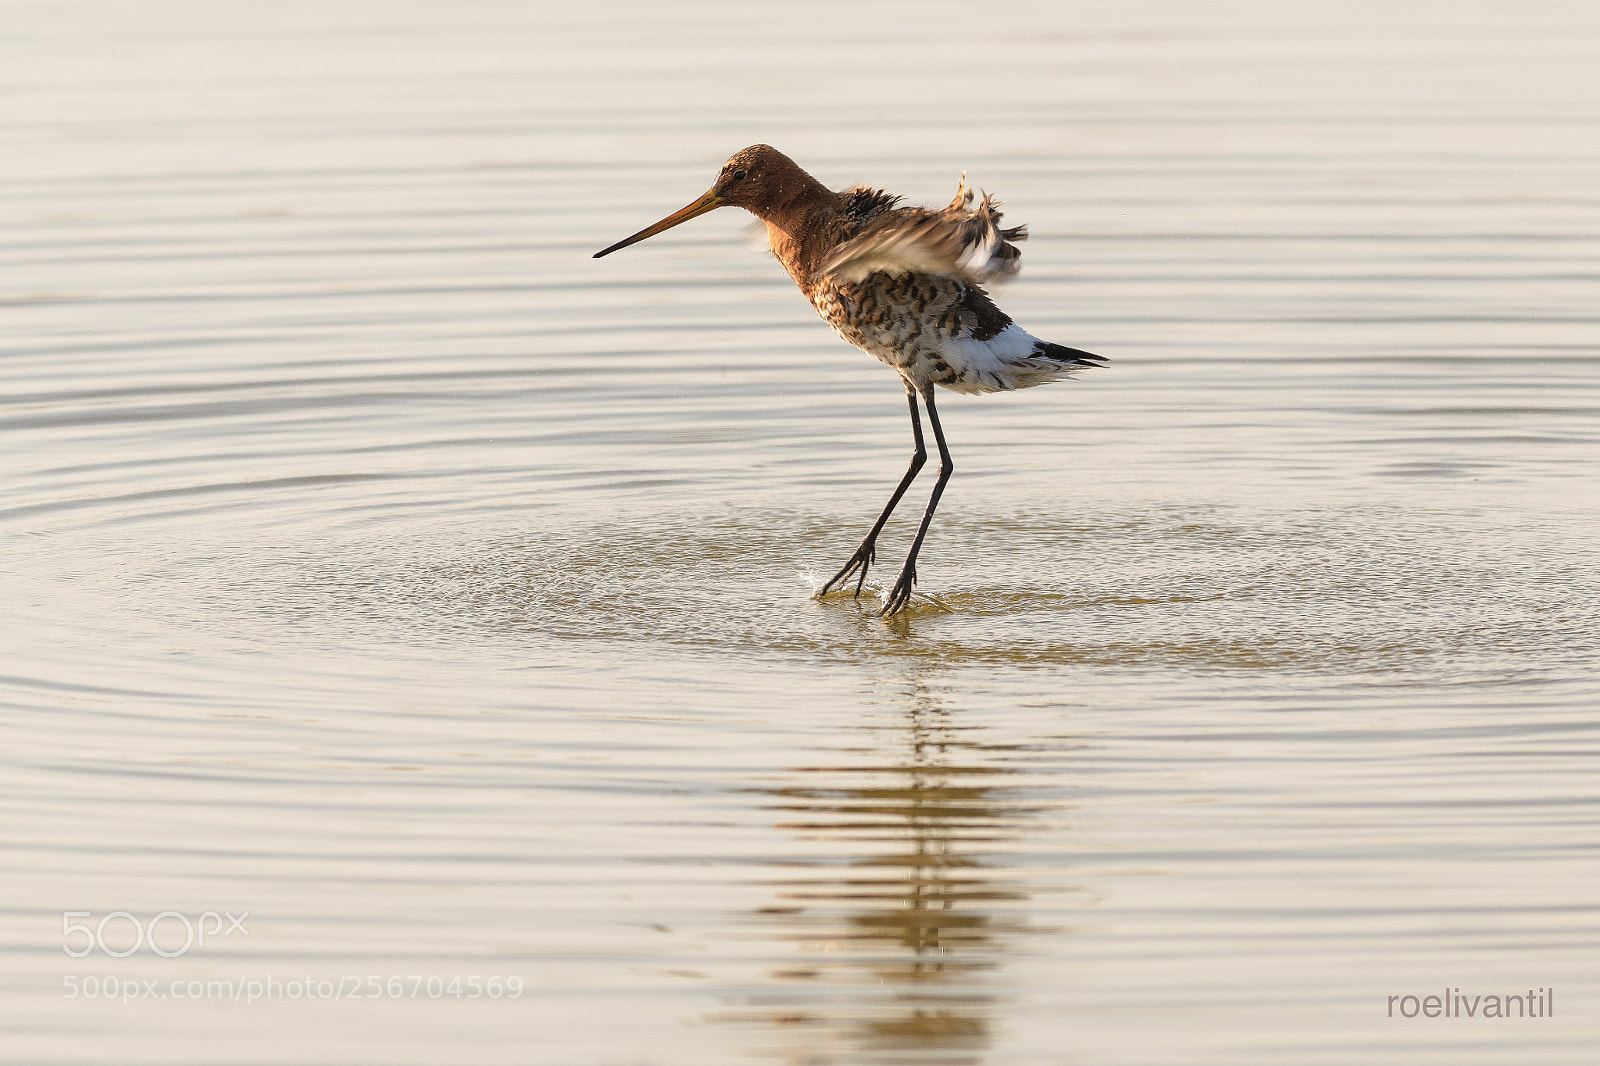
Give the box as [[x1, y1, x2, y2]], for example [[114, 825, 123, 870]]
[[820, 176, 1028, 285]]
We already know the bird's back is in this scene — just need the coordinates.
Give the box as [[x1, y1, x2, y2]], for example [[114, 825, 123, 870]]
[[776, 182, 1098, 394]]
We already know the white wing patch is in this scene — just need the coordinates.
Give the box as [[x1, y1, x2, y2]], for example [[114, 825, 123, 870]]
[[821, 176, 1028, 287]]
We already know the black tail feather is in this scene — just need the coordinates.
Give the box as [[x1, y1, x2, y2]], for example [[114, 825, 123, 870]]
[[1034, 341, 1107, 368]]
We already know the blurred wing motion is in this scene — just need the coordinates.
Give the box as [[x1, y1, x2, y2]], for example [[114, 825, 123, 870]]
[[821, 176, 1029, 285]]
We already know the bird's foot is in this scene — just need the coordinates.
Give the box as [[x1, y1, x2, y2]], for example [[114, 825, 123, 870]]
[[878, 566, 918, 616], [816, 541, 877, 599]]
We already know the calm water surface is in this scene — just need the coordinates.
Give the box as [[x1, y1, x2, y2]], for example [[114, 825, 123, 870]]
[[3, 2, 1599, 1063]]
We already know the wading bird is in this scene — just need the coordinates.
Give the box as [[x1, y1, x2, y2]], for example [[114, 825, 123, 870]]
[[594, 145, 1105, 615]]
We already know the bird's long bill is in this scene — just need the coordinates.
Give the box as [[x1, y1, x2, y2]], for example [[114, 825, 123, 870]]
[[593, 189, 724, 258]]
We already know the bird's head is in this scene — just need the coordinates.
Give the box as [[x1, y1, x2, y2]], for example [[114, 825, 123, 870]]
[[706, 144, 807, 212], [593, 145, 809, 258]]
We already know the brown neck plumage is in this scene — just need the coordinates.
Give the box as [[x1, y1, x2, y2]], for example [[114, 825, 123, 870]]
[[754, 176, 841, 290]]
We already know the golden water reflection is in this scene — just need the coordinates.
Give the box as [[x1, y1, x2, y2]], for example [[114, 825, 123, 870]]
[[722, 687, 1066, 1065]]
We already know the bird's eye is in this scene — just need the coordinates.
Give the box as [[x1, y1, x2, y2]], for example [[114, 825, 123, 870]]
[[731, 169, 747, 182]]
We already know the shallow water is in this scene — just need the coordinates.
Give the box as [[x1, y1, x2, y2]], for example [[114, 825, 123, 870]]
[[4, 1, 1599, 1063]]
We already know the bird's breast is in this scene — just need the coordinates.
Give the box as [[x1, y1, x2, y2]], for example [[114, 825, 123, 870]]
[[811, 273, 1005, 347]]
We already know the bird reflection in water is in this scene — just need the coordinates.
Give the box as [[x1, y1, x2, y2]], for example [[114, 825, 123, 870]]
[[716, 682, 1056, 1065]]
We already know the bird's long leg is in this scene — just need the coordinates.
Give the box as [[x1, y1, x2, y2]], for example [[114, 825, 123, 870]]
[[816, 383, 926, 600], [880, 386, 953, 616]]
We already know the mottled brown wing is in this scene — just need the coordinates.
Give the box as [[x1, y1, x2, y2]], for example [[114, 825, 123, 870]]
[[820, 179, 1028, 286]]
